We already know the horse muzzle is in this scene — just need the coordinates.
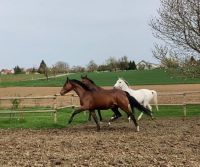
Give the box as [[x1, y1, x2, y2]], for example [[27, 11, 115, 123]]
[[60, 89, 66, 96]]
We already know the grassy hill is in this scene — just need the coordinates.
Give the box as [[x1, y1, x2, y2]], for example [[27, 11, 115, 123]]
[[0, 69, 200, 87]]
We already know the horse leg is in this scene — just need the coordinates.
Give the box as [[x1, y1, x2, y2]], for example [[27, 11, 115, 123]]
[[90, 110, 100, 131], [137, 113, 143, 121], [128, 112, 139, 132], [88, 111, 92, 121], [97, 110, 103, 122], [68, 108, 85, 124], [120, 104, 139, 132], [108, 107, 122, 125], [147, 104, 155, 119], [128, 108, 135, 123]]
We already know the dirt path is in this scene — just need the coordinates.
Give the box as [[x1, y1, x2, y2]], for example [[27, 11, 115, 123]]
[[0, 84, 199, 106], [0, 118, 199, 167], [0, 84, 200, 97]]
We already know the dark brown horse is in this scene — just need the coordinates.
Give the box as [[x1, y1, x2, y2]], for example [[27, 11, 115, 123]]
[[60, 77, 152, 131], [81, 75, 122, 122]]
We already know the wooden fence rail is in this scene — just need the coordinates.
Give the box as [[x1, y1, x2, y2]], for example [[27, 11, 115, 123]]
[[0, 91, 199, 122], [0, 93, 76, 123], [152, 91, 200, 118]]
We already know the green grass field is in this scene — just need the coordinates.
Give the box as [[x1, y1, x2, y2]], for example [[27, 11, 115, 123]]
[[0, 69, 199, 129], [0, 73, 46, 83], [0, 105, 199, 129], [1, 69, 200, 87]]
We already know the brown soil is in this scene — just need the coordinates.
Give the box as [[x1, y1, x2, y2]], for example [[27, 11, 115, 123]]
[[1, 84, 200, 96], [0, 118, 199, 167], [0, 85, 200, 166], [0, 84, 200, 107]]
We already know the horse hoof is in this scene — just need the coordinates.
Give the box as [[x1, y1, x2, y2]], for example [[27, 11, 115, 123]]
[[108, 122, 111, 126], [136, 126, 140, 132]]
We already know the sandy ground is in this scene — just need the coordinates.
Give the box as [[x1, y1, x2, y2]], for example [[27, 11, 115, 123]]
[[0, 85, 199, 166], [1, 84, 200, 96], [0, 118, 199, 167]]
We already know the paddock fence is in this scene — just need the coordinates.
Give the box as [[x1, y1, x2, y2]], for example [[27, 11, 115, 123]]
[[0, 91, 199, 122], [0, 93, 78, 123], [152, 91, 200, 118]]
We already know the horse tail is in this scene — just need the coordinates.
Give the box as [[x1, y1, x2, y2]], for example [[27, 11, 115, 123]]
[[125, 91, 152, 117], [152, 90, 159, 111]]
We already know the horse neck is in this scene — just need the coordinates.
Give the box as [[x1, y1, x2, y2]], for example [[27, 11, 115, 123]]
[[87, 82, 102, 91], [71, 83, 88, 97], [121, 83, 130, 91]]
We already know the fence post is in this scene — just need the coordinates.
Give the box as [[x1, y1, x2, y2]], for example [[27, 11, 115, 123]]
[[53, 96, 57, 124], [183, 93, 187, 120], [71, 94, 74, 107]]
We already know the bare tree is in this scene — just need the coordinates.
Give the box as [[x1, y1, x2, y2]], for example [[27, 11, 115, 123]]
[[150, 0, 200, 57], [53, 61, 69, 73], [106, 57, 118, 71], [152, 44, 180, 68], [87, 60, 98, 72]]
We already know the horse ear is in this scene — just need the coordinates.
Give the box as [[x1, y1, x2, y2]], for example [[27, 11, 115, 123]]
[[124, 80, 129, 86], [81, 74, 87, 79], [66, 77, 69, 82]]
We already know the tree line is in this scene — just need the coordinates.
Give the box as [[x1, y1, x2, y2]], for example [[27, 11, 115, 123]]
[[13, 56, 137, 76]]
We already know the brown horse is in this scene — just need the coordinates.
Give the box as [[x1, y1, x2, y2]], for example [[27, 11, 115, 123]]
[[60, 77, 152, 131], [81, 75, 122, 121]]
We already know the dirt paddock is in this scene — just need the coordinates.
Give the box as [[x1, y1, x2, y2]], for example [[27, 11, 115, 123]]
[[0, 118, 200, 167], [0, 84, 200, 166]]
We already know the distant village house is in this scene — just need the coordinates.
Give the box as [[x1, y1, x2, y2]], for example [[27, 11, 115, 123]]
[[0, 69, 14, 75], [136, 60, 160, 70]]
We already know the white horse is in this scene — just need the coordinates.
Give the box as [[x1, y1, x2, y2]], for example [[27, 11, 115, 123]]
[[114, 78, 158, 120]]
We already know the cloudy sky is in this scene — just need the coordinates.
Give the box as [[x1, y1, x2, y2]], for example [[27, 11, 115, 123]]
[[0, 0, 160, 69]]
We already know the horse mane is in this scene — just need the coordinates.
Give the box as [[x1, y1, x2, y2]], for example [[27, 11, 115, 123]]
[[70, 79, 91, 91], [119, 78, 130, 86], [84, 77, 96, 84]]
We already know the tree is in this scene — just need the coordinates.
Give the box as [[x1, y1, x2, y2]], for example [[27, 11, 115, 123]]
[[53, 61, 69, 74], [38, 60, 47, 74], [152, 44, 180, 68], [128, 60, 137, 70], [70, 66, 85, 73], [87, 60, 98, 72], [37, 60, 49, 80], [106, 57, 118, 71], [182, 56, 200, 78], [118, 56, 129, 70], [97, 64, 110, 71], [14, 66, 23, 74], [150, 0, 200, 57]]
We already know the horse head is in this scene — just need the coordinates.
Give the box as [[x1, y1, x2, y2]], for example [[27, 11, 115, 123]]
[[81, 75, 95, 85], [113, 78, 129, 90], [60, 77, 73, 95]]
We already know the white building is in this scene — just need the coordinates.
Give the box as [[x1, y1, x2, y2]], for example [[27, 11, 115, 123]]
[[136, 60, 160, 70]]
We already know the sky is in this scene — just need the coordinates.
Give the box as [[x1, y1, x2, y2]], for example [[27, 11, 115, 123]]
[[0, 0, 161, 69]]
